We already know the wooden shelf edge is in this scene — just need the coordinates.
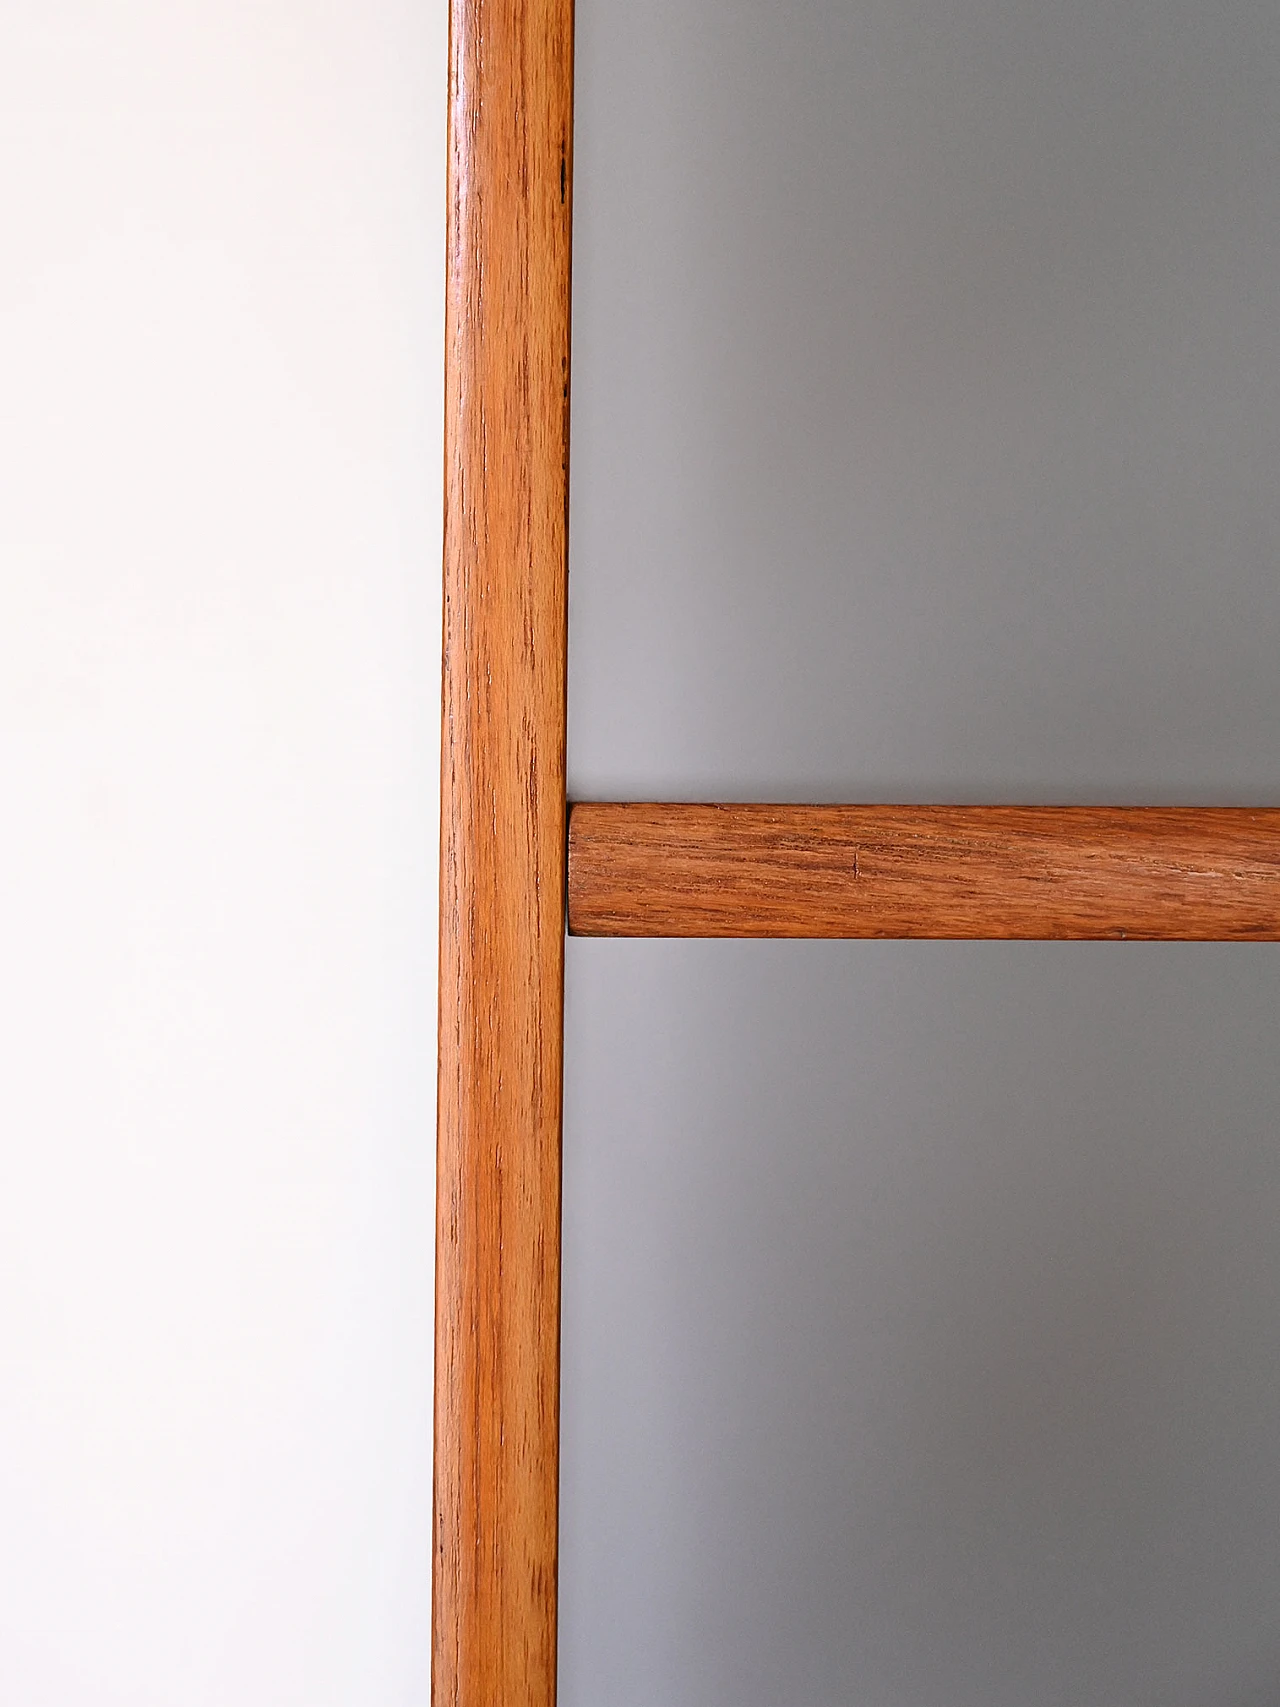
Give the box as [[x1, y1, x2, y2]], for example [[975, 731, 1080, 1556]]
[[568, 803, 1280, 940], [435, 3, 573, 1704]]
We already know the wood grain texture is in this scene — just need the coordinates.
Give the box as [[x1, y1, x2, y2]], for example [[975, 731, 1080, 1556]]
[[569, 804, 1280, 939], [435, 2, 572, 1703]]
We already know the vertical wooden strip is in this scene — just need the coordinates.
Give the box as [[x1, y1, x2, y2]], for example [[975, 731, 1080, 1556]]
[[435, 1, 573, 1702]]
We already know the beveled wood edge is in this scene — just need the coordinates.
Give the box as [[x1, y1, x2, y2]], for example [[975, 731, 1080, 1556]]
[[568, 803, 1280, 939], [435, 2, 573, 1704]]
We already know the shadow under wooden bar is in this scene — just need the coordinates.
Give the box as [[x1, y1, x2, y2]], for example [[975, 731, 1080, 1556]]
[[567, 804, 1280, 940]]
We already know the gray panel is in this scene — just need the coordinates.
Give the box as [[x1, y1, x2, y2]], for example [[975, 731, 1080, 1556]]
[[563, 4, 1280, 1702], [568, 0, 1280, 801], [561, 944, 1280, 1707]]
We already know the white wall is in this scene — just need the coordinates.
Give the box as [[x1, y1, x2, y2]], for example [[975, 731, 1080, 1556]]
[[0, 5, 445, 1702]]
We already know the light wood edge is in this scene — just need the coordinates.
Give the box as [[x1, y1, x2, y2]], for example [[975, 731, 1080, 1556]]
[[435, 2, 573, 1703]]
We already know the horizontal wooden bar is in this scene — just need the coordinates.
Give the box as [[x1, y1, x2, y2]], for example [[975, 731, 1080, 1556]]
[[567, 804, 1280, 940]]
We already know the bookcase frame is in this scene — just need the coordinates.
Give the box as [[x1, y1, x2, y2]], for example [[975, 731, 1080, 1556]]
[[434, 2, 1280, 1699]]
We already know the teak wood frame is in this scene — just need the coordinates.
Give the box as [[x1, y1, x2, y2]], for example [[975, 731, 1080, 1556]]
[[434, 1, 1280, 1699]]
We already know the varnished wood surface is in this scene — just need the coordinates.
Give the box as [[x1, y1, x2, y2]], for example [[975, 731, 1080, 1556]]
[[435, 2, 573, 1703], [569, 804, 1280, 939]]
